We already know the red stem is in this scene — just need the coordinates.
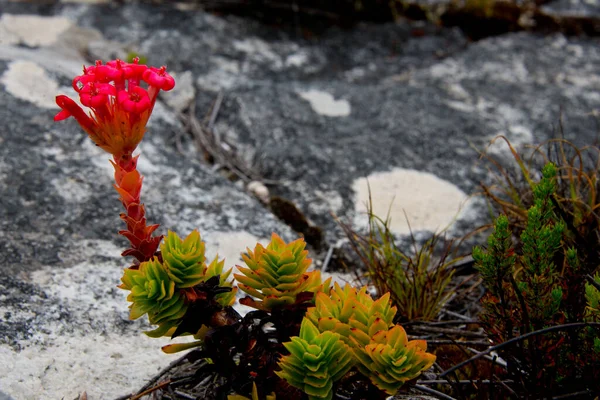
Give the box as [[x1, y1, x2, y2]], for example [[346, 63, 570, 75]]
[[112, 153, 162, 265]]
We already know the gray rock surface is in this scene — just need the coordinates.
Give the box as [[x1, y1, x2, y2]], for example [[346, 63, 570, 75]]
[[0, 391, 14, 400], [542, 0, 600, 18], [1, 0, 599, 399]]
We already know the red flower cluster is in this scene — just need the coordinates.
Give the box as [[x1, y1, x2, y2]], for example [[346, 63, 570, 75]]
[[55, 58, 175, 161], [55, 58, 175, 265]]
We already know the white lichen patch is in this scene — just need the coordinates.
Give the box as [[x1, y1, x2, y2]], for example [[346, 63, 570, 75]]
[[233, 38, 283, 69], [482, 101, 534, 158], [197, 56, 241, 91], [312, 189, 344, 215], [285, 52, 308, 68], [0, 333, 190, 400], [0, 60, 59, 109], [297, 89, 351, 117], [50, 176, 92, 203], [0, 14, 73, 47], [352, 168, 468, 235], [203, 231, 268, 268]]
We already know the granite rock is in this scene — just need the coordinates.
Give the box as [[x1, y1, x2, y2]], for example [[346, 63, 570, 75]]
[[192, 30, 599, 242], [542, 0, 600, 19], [1, 1, 600, 399]]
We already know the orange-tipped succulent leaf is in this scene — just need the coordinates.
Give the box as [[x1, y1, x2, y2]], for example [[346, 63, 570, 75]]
[[235, 233, 330, 311], [305, 283, 397, 348], [351, 325, 436, 395]]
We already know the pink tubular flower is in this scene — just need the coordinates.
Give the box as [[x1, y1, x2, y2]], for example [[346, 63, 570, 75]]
[[143, 66, 175, 91], [79, 82, 116, 108], [54, 59, 175, 160], [118, 86, 151, 114]]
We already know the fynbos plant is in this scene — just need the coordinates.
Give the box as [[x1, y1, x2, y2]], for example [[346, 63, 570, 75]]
[[55, 60, 435, 399], [473, 162, 600, 396]]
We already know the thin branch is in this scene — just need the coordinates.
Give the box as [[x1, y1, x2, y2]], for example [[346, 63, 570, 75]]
[[187, 101, 254, 183], [414, 384, 458, 400], [466, 347, 507, 368], [421, 339, 489, 346], [173, 390, 197, 400], [586, 274, 600, 291], [207, 91, 224, 132], [439, 322, 600, 378], [442, 309, 476, 321], [494, 373, 519, 397], [321, 245, 334, 273], [130, 379, 171, 400], [411, 326, 486, 338], [418, 379, 514, 385], [407, 319, 481, 326], [113, 353, 192, 400], [552, 390, 594, 399]]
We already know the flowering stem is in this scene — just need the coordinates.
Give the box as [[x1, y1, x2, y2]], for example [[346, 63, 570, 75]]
[[54, 58, 176, 264], [112, 153, 162, 265]]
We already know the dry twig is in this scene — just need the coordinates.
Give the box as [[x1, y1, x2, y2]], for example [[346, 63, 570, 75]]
[[439, 322, 600, 378]]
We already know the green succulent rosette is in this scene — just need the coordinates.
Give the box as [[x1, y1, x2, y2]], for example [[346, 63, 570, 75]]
[[235, 233, 330, 311], [120, 230, 237, 339], [161, 229, 206, 288], [351, 325, 436, 395], [305, 282, 397, 347], [276, 318, 354, 400], [119, 257, 187, 336]]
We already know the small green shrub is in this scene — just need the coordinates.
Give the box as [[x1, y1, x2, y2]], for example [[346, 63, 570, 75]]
[[474, 162, 600, 397]]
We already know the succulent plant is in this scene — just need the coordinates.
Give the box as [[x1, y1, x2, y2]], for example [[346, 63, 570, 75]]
[[276, 318, 354, 400], [351, 325, 436, 395], [161, 229, 206, 288], [153, 254, 237, 342], [304, 282, 396, 348], [163, 230, 236, 306], [235, 233, 330, 311], [119, 257, 187, 336], [120, 231, 237, 339]]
